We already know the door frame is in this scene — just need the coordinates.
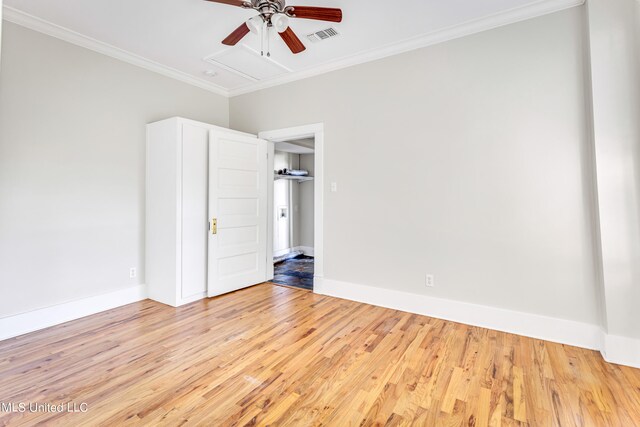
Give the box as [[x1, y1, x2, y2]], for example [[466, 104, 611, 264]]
[[259, 123, 324, 287]]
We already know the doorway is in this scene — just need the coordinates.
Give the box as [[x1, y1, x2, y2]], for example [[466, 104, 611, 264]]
[[260, 124, 324, 292], [272, 140, 315, 290]]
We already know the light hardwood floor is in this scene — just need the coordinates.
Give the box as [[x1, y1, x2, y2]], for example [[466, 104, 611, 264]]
[[1, 284, 639, 426]]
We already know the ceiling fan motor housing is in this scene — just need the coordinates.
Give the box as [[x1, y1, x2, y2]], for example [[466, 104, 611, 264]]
[[250, 0, 287, 20], [212, 0, 342, 54]]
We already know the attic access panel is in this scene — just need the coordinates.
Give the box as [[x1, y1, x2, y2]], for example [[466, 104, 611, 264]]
[[204, 46, 291, 81]]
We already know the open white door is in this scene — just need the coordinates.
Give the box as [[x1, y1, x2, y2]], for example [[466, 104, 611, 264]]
[[208, 130, 268, 297]]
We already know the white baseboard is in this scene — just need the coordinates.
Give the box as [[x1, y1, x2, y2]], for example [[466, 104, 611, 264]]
[[314, 278, 640, 369], [274, 246, 314, 258], [3, 278, 638, 369], [602, 334, 640, 369], [0, 284, 147, 341], [293, 246, 314, 257], [273, 248, 294, 258]]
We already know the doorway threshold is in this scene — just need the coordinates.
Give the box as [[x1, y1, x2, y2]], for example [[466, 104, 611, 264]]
[[274, 250, 304, 264]]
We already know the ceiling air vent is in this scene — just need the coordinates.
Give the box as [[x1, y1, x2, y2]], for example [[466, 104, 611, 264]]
[[306, 27, 339, 43]]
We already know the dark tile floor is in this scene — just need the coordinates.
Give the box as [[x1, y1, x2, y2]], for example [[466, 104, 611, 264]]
[[272, 255, 314, 290]]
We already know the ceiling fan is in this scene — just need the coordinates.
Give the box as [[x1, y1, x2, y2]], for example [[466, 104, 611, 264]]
[[205, 0, 342, 55]]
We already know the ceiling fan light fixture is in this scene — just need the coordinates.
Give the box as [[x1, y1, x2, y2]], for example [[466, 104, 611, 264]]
[[209, 0, 342, 55], [247, 15, 263, 34], [271, 14, 290, 33]]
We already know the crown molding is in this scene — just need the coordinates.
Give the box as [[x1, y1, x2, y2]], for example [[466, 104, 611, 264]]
[[3, 0, 584, 99], [2, 6, 230, 97], [228, 0, 585, 97]]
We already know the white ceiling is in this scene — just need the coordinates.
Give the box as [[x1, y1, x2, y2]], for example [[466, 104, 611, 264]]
[[3, 0, 582, 96]]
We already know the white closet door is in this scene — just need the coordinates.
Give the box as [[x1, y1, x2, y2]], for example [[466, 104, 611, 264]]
[[181, 123, 209, 301], [208, 130, 268, 297]]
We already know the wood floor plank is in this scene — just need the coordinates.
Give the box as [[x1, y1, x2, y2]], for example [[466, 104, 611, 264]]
[[0, 283, 639, 426]]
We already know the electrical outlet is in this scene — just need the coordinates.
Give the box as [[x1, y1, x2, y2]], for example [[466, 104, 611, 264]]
[[426, 274, 435, 287], [129, 268, 137, 279], [330, 182, 338, 192]]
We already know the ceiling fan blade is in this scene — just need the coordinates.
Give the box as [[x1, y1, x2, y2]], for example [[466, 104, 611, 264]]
[[222, 22, 251, 46], [279, 27, 306, 54], [205, 0, 249, 7], [287, 6, 342, 22]]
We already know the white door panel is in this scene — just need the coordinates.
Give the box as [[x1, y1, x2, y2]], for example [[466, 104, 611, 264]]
[[181, 124, 209, 300], [208, 131, 268, 297]]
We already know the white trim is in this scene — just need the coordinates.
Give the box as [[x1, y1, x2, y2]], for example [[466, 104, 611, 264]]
[[266, 141, 275, 280], [3, 1, 584, 98], [274, 248, 296, 258], [0, 0, 3, 71], [0, 285, 147, 341], [293, 246, 314, 257], [2, 6, 229, 97], [315, 277, 602, 350], [315, 278, 640, 369], [228, 0, 585, 96], [602, 334, 640, 369], [180, 291, 208, 306], [273, 246, 313, 258], [260, 124, 324, 281]]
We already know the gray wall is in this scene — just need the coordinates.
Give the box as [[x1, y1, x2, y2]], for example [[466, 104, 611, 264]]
[[4, 5, 628, 336], [273, 151, 314, 252], [231, 8, 602, 325], [273, 150, 292, 253], [0, 22, 229, 317], [298, 153, 314, 248]]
